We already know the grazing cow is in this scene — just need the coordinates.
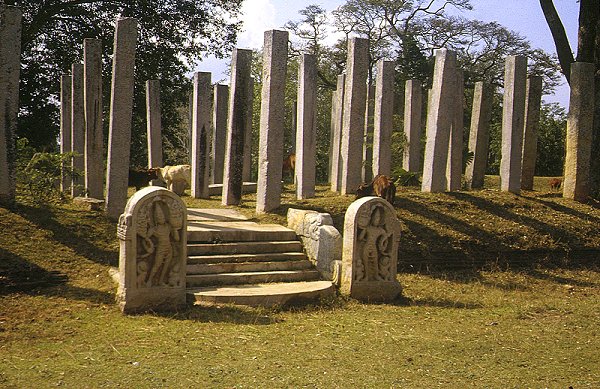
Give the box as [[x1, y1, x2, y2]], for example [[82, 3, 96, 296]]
[[128, 168, 160, 190], [356, 174, 396, 205], [156, 165, 191, 196], [282, 153, 296, 181], [549, 178, 562, 191]]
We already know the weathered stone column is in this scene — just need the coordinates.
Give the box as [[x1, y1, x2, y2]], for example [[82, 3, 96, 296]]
[[340, 37, 369, 195], [242, 77, 254, 182], [421, 49, 457, 192], [190, 72, 212, 199], [60, 74, 72, 193], [341, 196, 402, 302], [295, 53, 317, 199], [362, 83, 375, 183], [330, 74, 345, 192], [372, 60, 394, 177], [211, 84, 228, 184], [0, 5, 22, 204], [256, 30, 289, 213], [500, 55, 527, 194], [105, 18, 138, 219], [465, 82, 493, 189], [222, 48, 252, 206], [402, 79, 422, 173], [446, 69, 464, 191], [328, 88, 337, 184], [521, 76, 543, 190], [146, 79, 162, 186], [563, 62, 595, 202], [71, 63, 85, 197], [84, 38, 104, 199]]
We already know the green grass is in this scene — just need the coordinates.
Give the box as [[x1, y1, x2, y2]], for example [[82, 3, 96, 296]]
[[1, 177, 599, 387]]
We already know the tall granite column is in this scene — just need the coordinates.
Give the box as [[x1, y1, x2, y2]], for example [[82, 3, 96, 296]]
[[0, 5, 22, 204], [60, 75, 72, 193], [242, 77, 254, 182], [295, 53, 317, 199], [446, 69, 464, 191], [372, 60, 394, 177], [563, 62, 595, 202], [520, 76, 543, 190], [328, 86, 337, 184], [256, 30, 289, 213], [84, 38, 104, 199], [465, 82, 492, 189], [421, 49, 457, 192], [146, 80, 162, 185], [105, 18, 138, 219], [402, 79, 422, 173], [500, 56, 527, 193], [191, 72, 212, 199], [222, 48, 252, 206], [330, 74, 345, 192], [71, 63, 85, 197], [211, 84, 229, 184], [362, 83, 375, 183], [340, 37, 369, 195]]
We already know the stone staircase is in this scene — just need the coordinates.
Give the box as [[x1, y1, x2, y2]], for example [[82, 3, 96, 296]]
[[185, 209, 335, 307]]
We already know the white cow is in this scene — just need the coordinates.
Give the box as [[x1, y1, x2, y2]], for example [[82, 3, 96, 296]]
[[156, 165, 191, 196]]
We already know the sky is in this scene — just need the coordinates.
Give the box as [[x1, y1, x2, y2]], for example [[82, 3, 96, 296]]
[[199, 0, 580, 107]]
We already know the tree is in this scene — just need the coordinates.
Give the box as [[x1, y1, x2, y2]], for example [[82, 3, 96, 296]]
[[539, 0, 600, 198], [5, 0, 242, 166]]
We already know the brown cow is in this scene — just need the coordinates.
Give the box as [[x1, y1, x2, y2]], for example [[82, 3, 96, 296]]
[[128, 168, 160, 190], [549, 178, 562, 191], [282, 153, 296, 180], [356, 174, 396, 205]]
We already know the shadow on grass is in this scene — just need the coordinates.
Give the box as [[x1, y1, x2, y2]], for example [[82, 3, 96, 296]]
[[152, 305, 282, 325], [14, 203, 117, 267], [0, 247, 68, 294], [528, 196, 600, 224]]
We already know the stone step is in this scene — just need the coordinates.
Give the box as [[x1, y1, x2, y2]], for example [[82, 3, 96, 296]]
[[186, 269, 321, 287], [187, 240, 303, 256], [187, 259, 313, 275], [187, 221, 297, 243], [188, 252, 307, 265], [187, 280, 336, 307]]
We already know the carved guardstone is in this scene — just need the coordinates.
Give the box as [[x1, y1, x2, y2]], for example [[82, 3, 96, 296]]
[[341, 196, 402, 301], [116, 187, 187, 313]]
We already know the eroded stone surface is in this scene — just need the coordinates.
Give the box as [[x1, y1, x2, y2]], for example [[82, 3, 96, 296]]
[[341, 196, 402, 301], [116, 187, 187, 313]]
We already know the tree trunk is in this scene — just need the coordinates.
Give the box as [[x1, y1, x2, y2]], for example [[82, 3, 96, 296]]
[[539, 0, 575, 83], [577, 0, 599, 62]]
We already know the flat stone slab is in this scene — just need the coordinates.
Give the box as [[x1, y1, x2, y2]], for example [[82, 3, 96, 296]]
[[73, 196, 104, 211], [187, 221, 298, 242], [187, 208, 249, 222], [208, 182, 257, 196], [187, 280, 335, 307]]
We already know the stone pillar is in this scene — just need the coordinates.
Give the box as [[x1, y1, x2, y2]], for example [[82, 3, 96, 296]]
[[465, 82, 493, 189], [330, 74, 345, 192], [105, 18, 138, 219], [446, 69, 464, 191], [242, 77, 254, 182], [256, 30, 289, 213], [563, 62, 595, 202], [521, 76, 543, 190], [340, 37, 369, 195], [295, 53, 317, 199], [190, 72, 212, 199], [146, 79, 162, 186], [222, 48, 252, 206], [362, 83, 375, 183], [71, 63, 85, 197], [211, 84, 228, 184], [402, 80, 422, 173], [341, 196, 402, 302], [500, 55, 527, 194], [421, 49, 457, 193], [0, 6, 22, 204], [84, 38, 104, 199], [328, 89, 337, 184], [372, 60, 395, 177], [116, 187, 187, 314], [60, 74, 72, 193]]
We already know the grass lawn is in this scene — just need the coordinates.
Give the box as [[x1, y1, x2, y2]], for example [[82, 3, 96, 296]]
[[1, 176, 599, 387]]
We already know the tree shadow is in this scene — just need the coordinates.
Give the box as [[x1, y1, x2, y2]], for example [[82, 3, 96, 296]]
[[527, 196, 600, 224], [14, 203, 118, 267], [151, 304, 283, 325]]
